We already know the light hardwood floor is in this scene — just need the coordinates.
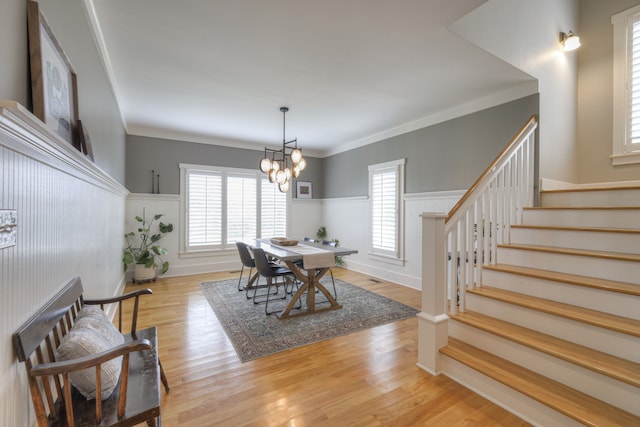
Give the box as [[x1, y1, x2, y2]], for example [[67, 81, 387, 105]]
[[123, 269, 530, 426]]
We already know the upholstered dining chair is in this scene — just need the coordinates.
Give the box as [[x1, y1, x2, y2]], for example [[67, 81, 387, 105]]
[[252, 247, 299, 315], [236, 242, 280, 299], [235, 242, 256, 294], [320, 240, 338, 300]]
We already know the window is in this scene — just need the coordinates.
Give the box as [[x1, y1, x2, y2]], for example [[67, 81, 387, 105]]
[[261, 178, 287, 238], [368, 159, 405, 264], [181, 164, 287, 252], [612, 5, 640, 165], [227, 174, 257, 243]]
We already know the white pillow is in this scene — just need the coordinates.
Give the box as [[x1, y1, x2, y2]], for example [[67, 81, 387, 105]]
[[55, 307, 124, 400], [75, 306, 123, 347]]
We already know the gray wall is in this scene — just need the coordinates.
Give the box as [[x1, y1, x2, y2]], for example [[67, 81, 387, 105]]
[[126, 95, 537, 198], [577, 0, 640, 183], [322, 94, 539, 198], [125, 135, 323, 196], [0, 0, 126, 182]]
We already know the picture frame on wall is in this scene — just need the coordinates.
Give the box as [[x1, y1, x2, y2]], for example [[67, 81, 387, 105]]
[[296, 181, 312, 199], [27, 0, 79, 147]]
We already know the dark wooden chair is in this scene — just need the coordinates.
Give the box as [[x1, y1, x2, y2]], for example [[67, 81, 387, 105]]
[[13, 277, 169, 426]]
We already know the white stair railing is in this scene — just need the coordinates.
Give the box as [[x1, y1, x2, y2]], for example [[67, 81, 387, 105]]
[[418, 116, 538, 374], [445, 116, 538, 314]]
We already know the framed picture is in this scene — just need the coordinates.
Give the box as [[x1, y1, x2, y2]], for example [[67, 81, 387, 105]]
[[296, 181, 312, 199], [27, 0, 79, 147]]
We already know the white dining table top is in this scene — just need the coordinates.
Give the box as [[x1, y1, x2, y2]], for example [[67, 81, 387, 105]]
[[244, 238, 357, 262]]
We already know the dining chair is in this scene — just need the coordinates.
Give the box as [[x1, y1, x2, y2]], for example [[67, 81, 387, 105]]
[[236, 242, 279, 299], [235, 242, 255, 293], [252, 247, 299, 315], [320, 240, 338, 300]]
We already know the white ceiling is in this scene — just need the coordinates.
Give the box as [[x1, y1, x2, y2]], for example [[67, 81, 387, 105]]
[[88, 0, 535, 157]]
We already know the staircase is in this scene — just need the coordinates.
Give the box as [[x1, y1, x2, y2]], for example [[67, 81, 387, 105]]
[[439, 185, 640, 426]]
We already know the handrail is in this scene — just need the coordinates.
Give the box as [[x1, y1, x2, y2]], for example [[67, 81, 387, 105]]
[[442, 115, 538, 315], [418, 115, 539, 373], [446, 115, 538, 223]]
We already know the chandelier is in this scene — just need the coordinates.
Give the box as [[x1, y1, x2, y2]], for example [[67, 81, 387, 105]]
[[259, 106, 306, 193]]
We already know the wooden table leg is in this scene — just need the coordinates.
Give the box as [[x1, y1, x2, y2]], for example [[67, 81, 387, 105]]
[[278, 262, 342, 319]]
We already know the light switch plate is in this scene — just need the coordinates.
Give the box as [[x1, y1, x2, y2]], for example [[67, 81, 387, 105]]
[[0, 210, 17, 249]]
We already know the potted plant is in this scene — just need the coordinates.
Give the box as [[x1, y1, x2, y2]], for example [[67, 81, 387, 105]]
[[316, 226, 344, 266], [123, 212, 173, 282]]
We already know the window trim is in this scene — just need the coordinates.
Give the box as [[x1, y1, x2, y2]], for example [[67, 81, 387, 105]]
[[612, 4, 640, 165], [179, 163, 288, 255], [368, 158, 405, 266]]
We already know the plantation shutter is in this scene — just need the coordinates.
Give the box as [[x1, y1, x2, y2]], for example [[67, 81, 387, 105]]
[[628, 13, 640, 149], [187, 171, 222, 248], [261, 177, 287, 238], [227, 174, 257, 243], [371, 167, 398, 254]]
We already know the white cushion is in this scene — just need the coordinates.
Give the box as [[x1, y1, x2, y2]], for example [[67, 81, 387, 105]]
[[55, 307, 124, 400], [75, 306, 123, 347]]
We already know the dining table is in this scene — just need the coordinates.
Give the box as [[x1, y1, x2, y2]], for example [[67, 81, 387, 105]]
[[244, 238, 358, 319]]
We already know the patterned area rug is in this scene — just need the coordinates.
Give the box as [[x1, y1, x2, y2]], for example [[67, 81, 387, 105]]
[[200, 277, 419, 362]]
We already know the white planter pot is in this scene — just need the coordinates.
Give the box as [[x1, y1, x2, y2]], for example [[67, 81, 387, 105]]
[[134, 264, 156, 282]]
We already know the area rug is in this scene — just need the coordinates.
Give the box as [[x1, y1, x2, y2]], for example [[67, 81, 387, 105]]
[[200, 278, 419, 362]]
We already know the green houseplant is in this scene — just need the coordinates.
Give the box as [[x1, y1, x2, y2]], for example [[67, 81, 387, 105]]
[[123, 212, 173, 281], [316, 226, 344, 266]]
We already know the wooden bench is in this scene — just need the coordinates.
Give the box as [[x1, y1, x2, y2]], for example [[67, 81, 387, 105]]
[[13, 277, 169, 426]]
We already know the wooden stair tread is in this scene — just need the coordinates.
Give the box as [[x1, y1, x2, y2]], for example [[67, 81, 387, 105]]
[[449, 310, 640, 387], [541, 185, 640, 193], [511, 224, 640, 234], [467, 286, 640, 337], [524, 206, 640, 211], [484, 264, 640, 297], [498, 243, 640, 263], [440, 338, 640, 427]]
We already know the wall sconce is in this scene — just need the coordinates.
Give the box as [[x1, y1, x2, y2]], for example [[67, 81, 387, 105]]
[[560, 31, 581, 52]]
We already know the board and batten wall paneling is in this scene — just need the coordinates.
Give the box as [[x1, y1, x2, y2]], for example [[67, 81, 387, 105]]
[[124, 189, 460, 290], [0, 102, 128, 426], [322, 190, 465, 290], [124, 192, 324, 279]]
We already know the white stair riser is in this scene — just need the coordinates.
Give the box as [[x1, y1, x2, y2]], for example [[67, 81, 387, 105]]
[[497, 247, 640, 284], [481, 269, 640, 320], [510, 227, 640, 254], [449, 321, 640, 415], [522, 209, 640, 229], [440, 356, 584, 427], [541, 189, 640, 208], [464, 293, 640, 362]]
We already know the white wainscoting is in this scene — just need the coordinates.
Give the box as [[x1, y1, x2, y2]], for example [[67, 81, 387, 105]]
[[0, 101, 128, 426], [124, 190, 464, 291], [323, 190, 465, 290], [125, 193, 325, 279]]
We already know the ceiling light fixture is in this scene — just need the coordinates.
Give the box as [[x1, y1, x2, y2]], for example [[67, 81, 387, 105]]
[[560, 31, 581, 52], [259, 107, 306, 193]]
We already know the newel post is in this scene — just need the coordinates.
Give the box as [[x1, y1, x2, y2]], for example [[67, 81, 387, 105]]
[[417, 212, 449, 375]]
